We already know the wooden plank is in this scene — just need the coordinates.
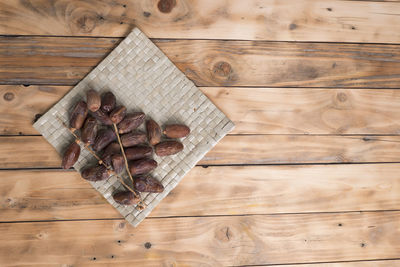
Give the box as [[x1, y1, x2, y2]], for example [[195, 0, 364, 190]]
[[2, 135, 400, 168], [2, 37, 400, 88], [255, 260, 400, 267], [5, 85, 400, 135], [0, 211, 399, 266], [1, 0, 400, 43], [1, 164, 400, 221]]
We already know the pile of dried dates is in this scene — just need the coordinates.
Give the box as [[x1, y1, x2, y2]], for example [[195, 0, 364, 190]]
[[62, 89, 190, 206]]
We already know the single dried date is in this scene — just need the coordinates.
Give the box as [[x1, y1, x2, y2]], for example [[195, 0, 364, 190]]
[[110, 106, 127, 124], [125, 145, 152, 161], [81, 165, 110, 182], [163, 124, 190, 138], [61, 141, 80, 169], [117, 112, 146, 134], [134, 176, 164, 193], [146, 119, 161, 145], [92, 109, 113, 125], [121, 132, 147, 147], [101, 92, 116, 113], [129, 158, 157, 176], [155, 141, 183, 156], [81, 117, 97, 144], [92, 128, 116, 151], [111, 154, 124, 174], [101, 142, 120, 166], [113, 191, 140, 205], [70, 101, 88, 130], [86, 89, 101, 112]]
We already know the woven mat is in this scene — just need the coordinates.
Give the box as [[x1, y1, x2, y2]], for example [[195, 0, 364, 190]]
[[33, 27, 234, 227]]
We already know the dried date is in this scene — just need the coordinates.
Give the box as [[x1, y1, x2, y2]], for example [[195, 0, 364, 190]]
[[61, 141, 81, 169], [81, 165, 110, 182], [111, 154, 125, 174], [163, 124, 190, 138], [146, 119, 161, 145], [125, 145, 152, 161], [92, 109, 113, 125], [81, 116, 97, 144], [155, 141, 183, 156], [110, 106, 127, 124], [129, 158, 157, 176], [86, 89, 101, 112], [121, 132, 147, 147], [134, 175, 164, 193], [101, 92, 116, 113], [92, 128, 116, 151], [70, 101, 88, 130], [113, 191, 140, 205], [117, 112, 146, 134]]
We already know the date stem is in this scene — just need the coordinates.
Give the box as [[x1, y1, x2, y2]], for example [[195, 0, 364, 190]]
[[112, 123, 134, 184], [57, 116, 144, 208]]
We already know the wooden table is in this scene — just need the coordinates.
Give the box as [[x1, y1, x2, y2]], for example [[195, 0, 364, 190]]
[[1, 0, 400, 266]]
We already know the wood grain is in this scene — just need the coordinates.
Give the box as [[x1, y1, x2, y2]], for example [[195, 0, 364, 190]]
[[1, 0, 400, 43], [2, 37, 400, 87], [1, 164, 400, 221], [256, 260, 400, 267], [0, 211, 399, 266], [2, 135, 400, 168], [4, 85, 400, 135]]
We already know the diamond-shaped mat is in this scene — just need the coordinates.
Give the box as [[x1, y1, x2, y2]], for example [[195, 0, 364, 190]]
[[33, 27, 234, 227]]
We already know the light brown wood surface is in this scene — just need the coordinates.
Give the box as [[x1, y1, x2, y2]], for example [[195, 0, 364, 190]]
[[1, 164, 400, 221], [5, 85, 400, 135], [2, 0, 400, 266], [1, 0, 400, 43], [0, 211, 399, 266], [3, 135, 400, 168], [2, 37, 400, 87]]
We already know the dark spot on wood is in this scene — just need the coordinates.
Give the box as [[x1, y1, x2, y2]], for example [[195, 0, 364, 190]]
[[120, 22, 124, 24], [3, 92, 14, 101], [361, 243, 366, 247], [144, 242, 152, 249], [225, 227, 231, 240], [119, 222, 125, 229], [91, 257, 97, 261], [19, 132, 23, 135], [289, 23, 297, 30], [363, 137, 371, 142], [213, 61, 232, 77], [143, 12, 151, 17], [202, 165, 209, 168], [351, 26, 356, 30], [117, 240, 121, 243], [332, 62, 337, 68], [98, 15, 104, 20], [327, 8, 332, 11], [241, 17, 244, 20], [123, 4, 127, 8], [338, 223, 342, 227], [111, 255, 115, 258], [337, 92, 347, 102], [23, 84, 30, 87], [158, 0, 176, 13], [34, 114, 42, 122]]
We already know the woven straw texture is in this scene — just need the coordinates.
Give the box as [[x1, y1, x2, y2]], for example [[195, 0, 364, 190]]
[[33, 28, 234, 227]]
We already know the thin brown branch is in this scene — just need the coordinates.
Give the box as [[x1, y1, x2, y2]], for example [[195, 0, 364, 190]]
[[112, 123, 134, 184], [56, 116, 142, 200]]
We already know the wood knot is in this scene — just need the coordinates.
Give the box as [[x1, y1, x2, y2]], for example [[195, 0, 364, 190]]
[[215, 226, 233, 242], [3, 92, 14, 101], [337, 92, 347, 102], [144, 242, 152, 249], [289, 23, 297, 30], [213, 61, 232, 77], [158, 0, 176, 13]]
